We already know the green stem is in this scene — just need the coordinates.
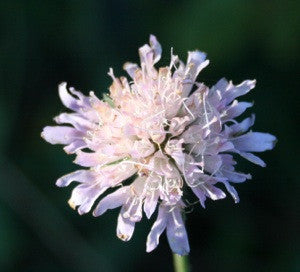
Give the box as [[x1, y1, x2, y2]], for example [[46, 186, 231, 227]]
[[173, 254, 190, 272]]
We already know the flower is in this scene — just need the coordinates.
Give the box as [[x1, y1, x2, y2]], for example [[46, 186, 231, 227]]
[[41, 35, 276, 255]]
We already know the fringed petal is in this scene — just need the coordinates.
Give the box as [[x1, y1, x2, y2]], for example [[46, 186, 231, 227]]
[[69, 183, 107, 215], [222, 181, 240, 203], [93, 186, 128, 216], [144, 192, 159, 219], [182, 51, 209, 96], [58, 82, 80, 111], [117, 209, 136, 241], [232, 132, 277, 152], [229, 114, 256, 135], [54, 113, 94, 132], [123, 62, 139, 79], [63, 140, 87, 154], [41, 126, 82, 145], [74, 151, 122, 167], [146, 205, 167, 252], [239, 152, 266, 167], [222, 100, 253, 121], [149, 34, 162, 64], [223, 80, 256, 105], [166, 206, 190, 256], [56, 170, 96, 187]]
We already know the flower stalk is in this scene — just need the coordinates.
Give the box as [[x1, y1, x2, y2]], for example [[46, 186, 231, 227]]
[[173, 254, 190, 272]]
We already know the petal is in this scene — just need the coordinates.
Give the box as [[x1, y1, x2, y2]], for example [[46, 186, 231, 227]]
[[232, 132, 277, 152], [222, 100, 253, 121], [69, 183, 107, 215], [122, 199, 143, 222], [138, 35, 162, 68], [191, 180, 226, 207], [93, 186, 128, 216], [218, 141, 235, 153], [166, 207, 190, 256], [41, 126, 81, 145], [117, 210, 136, 241], [74, 151, 101, 167], [144, 192, 159, 219], [222, 181, 239, 203], [74, 151, 122, 167], [123, 62, 139, 78], [149, 34, 162, 63], [213, 77, 228, 89], [202, 183, 226, 200], [191, 187, 207, 208], [146, 205, 168, 253], [63, 140, 87, 154], [58, 82, 80, 111], [56, 170, 95, 187], [239, 152, 266, 167], [139, 44, 153, 67], [54, 113, 93, 132], [229, 114, 255, 135], [203, 155, 222, 174], [182, 51, 209, 96], [221, 169, 252, 183], [223, 80, 256, 105]]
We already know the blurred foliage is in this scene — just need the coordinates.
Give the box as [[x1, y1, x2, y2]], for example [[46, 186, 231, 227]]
[[0, 0, 299, 271]]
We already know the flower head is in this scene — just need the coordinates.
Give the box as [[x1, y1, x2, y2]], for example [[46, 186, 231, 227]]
[[41, 35, 276, 255]]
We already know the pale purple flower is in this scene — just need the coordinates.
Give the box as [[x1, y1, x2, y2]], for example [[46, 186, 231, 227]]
[[41, 35, 276, 255]]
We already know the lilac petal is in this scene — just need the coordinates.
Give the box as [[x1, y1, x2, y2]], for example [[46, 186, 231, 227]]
[[212, 78, 228, 93], [191, 187, 207, 208], [122, 197, 143, 223], [191, 181, 226, 207], [223, 80, 256, 105], [220, 154, 236, 165], [183, 51, 209, 96], [217, 141, 235, 153], [93, 186, 128, 217], [54, 113, 93, 132], [166, 207, 190, 256], [203, 155, 222, 174], [123, 62, 139, 78], [223, 181, 240, 203], [144, 192, 159, 219], [74, 151, 122, 167], [222, 100, 253, 121], [187, 51, 209, 78], [117, 210, 135, 241], [63, 140, 87, 154], [146, 205, 168, 252], [41, 126, 81, 145], [239, 152, 266, 167], [149, 34, 162, 63], [74, 151, 100, 167], [202, 183, 226, 200], [58, 82, 80, 111], [70, 184, 107, 215], [229, 114, 255, 135], [222, 169, 252, 183], [139, 44, 152, 66], [56, 170, 95, 187], [232, 132, 277, 152], [69, 86, 89, 103]]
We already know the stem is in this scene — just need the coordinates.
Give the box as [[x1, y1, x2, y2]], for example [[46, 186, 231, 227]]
[[173, 253, 190, 272]]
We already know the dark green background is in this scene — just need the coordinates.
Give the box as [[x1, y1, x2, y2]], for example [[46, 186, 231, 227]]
[[0, 1, 299, 271]]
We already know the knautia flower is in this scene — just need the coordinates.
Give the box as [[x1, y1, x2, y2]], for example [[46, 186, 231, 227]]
[[41, 35, 276, 255]]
